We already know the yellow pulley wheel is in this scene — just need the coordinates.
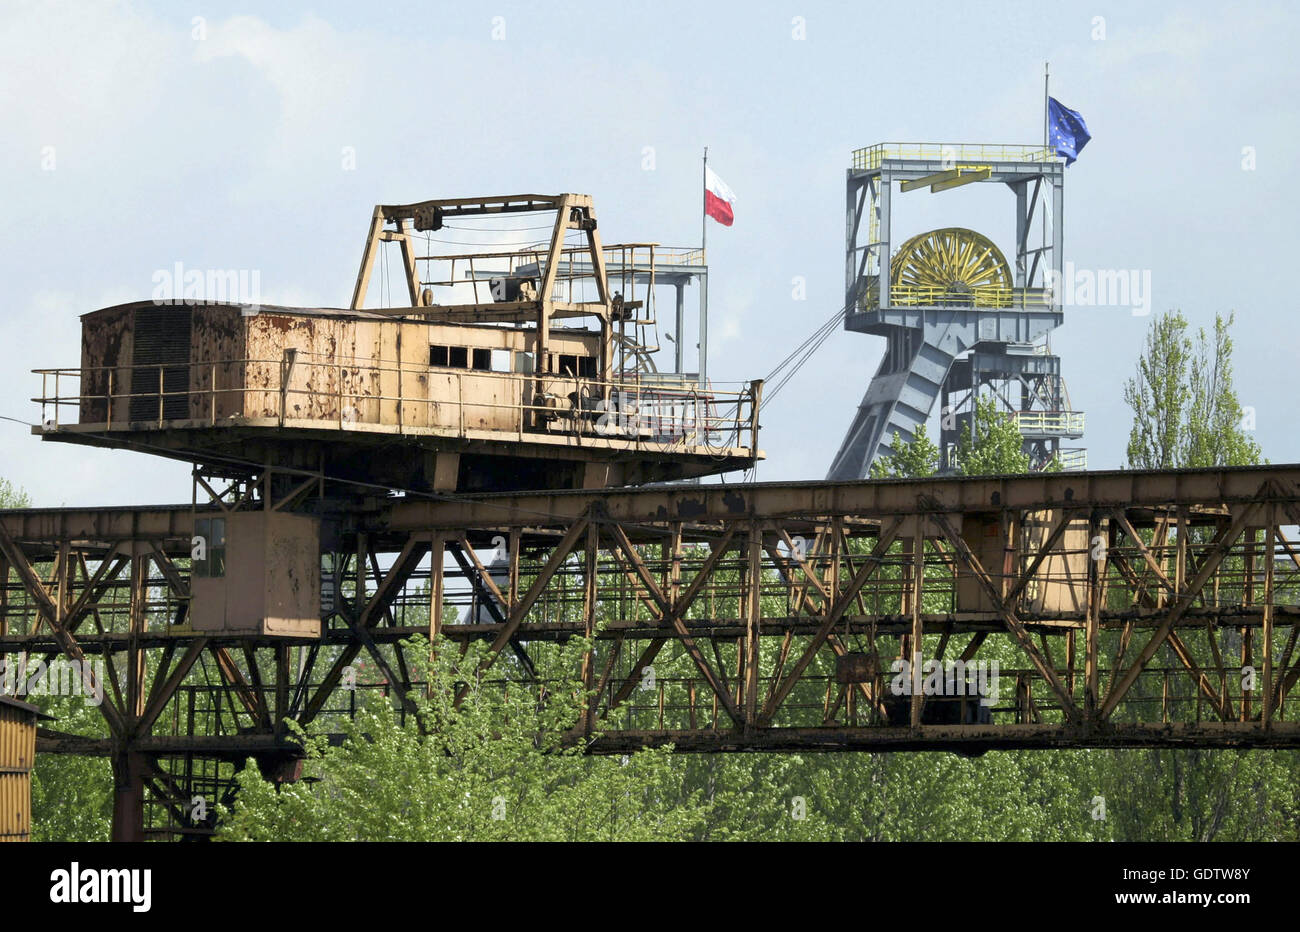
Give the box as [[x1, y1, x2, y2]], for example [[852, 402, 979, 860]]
[[889, 227, 1012, 306]]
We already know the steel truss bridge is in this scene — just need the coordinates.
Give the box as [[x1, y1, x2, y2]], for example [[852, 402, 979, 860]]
[[4, 464, 1300, 840]]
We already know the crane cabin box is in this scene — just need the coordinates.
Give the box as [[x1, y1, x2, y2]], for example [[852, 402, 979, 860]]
[[190, 511, 322, 637], [955, 509, 1088, 615], [37, 194, 763, 494]]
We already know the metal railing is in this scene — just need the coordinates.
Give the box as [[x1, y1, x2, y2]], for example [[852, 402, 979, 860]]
[[1012, 410, 1086, 435], [1056, 448, 1088, 470], [852, 142, 1057, 171], [638, 246, 705, 267], [861, 283, 1054, 310], [33, 357, 762, 456], [417, 243, 700, 306]]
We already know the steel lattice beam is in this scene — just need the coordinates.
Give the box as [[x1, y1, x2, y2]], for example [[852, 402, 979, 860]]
[[4, 464, 1300, 840]]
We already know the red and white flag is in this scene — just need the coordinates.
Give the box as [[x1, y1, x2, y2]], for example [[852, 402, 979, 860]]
[[704, 166, 736, 227]]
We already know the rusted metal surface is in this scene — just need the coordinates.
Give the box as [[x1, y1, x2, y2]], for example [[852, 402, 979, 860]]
[[36, 193, 764, 493], [384, 462, 1300, 527], [77, 303, 132, 424], [38, 301, 760, 492]]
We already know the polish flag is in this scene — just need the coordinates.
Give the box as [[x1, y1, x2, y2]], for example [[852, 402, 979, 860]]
[[704, 166, 736, 227]]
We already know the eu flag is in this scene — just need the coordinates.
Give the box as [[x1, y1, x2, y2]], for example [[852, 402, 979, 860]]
[[1048, 97, 1091, 165]]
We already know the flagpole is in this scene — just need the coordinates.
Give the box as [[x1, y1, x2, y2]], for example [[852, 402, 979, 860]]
[[1043, 61, 1049, 150], [1041, 62, 1049, 323], [700, 147, 708, 389], [701, 147, 708, 256]]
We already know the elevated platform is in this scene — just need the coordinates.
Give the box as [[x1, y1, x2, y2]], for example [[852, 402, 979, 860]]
[[36, 294, 761, 492], [26, 192, 760, 491]]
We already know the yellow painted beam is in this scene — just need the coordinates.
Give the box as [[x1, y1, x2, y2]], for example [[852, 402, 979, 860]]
[[929, 167, 992, 193], [900, 169, 959, 192]]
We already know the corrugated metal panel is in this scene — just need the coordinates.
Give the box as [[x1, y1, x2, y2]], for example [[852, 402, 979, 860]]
[[129, 306, 192, 421], [0, 703, 35, 771], [0, 773, 32, 841], [0, 701, 37, 842]]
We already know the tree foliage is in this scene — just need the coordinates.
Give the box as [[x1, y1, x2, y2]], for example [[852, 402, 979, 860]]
[[219, 638, 713, 842], [1124, 310, 1260, 469], [952, 396, 1031, 476], [1114, 309, 1281, 841], [870, 430, 939, 479], [872, 397, 1030, 479]]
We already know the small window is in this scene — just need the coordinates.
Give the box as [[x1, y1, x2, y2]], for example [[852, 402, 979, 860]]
[[556, 354, 579, 376], [514, 352, 534, 374], [193, 516, 226, 579], [578, 356, 597, 379], [472, 348, 491, 371], [429, 345, 449, 367], [194, 518, 208, 577], [449, 346, 468, 368], [490, 349, 511, 372]]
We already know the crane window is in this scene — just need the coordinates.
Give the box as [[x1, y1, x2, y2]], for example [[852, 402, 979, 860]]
[[193, 517, 227, 579], [552, 354, 597, 378]]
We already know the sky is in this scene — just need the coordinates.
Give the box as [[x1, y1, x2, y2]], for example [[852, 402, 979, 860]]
[[1, 0, 1296, 507]]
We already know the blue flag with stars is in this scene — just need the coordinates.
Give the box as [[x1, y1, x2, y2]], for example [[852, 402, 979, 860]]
[[1048, 96, 1090, 165]]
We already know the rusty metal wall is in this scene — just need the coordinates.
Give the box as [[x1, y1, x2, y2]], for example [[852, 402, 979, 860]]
[[190, 305, 246, 422], [77, 304, 602, 436], [1023, 511, 1090, 614], [262, 512, 322, 636], [241, 311, 598, 430], [78, 303, 134, 424]]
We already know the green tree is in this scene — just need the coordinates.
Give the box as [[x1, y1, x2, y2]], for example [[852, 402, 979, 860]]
[[29, 697, 114, 841], [1113, 308, 1283, 841], [1123, 309, 1260, 469], [952, 396, 1031, 476], [1183, 312, 1261, 467], [0, 478, 30, 509], [870, 430, 939, 479], [872, 397, 1030, 479], [219, 637, 713, 841], [1123, 311, 1190, 469]]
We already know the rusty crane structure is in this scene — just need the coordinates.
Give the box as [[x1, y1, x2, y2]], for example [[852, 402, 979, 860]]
[[5, 192, 1299, 841]]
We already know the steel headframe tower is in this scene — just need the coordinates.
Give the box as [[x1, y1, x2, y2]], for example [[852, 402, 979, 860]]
[[827, 143, 1085, 479]]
